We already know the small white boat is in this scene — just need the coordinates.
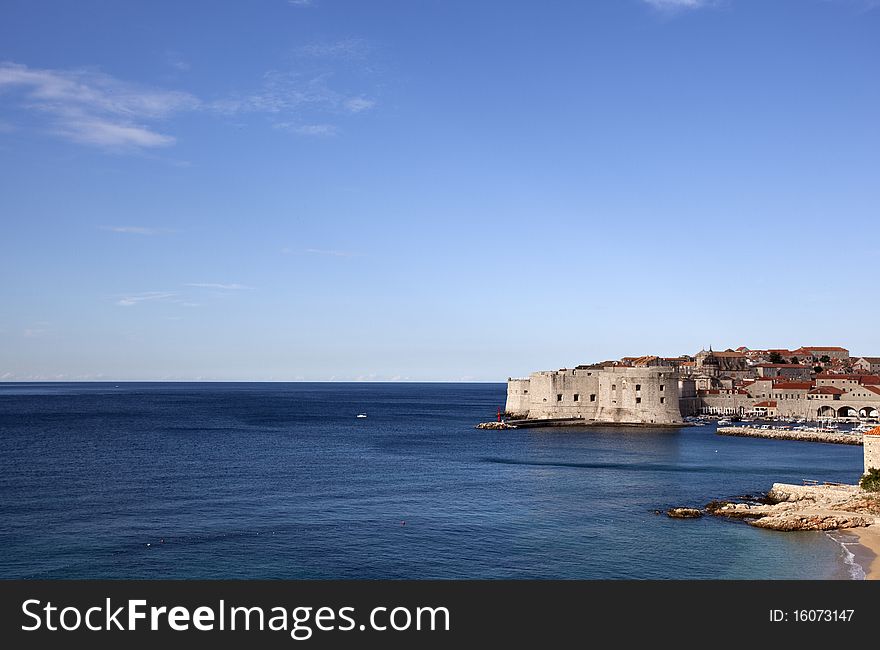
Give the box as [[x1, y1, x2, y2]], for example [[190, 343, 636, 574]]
[[356, 414, 367, 418]]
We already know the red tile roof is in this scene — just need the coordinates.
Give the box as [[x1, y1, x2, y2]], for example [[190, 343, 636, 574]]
[[801, 346, 849, 352], [817, 374, 880, 384], [754, 401, 777, 408], [867, 427, 880, 436], [756, 363, 805, 369], [809, 386, 845, 395]]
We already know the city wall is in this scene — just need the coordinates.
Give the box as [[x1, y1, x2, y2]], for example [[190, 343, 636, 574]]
[[505, 366, 683, 425]]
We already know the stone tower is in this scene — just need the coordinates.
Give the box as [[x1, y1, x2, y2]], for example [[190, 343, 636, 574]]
[[864, 427, 880, 475]]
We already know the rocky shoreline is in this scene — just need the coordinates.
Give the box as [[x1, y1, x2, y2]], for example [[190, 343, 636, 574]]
[[475, 421, 517, 430], [716, 426, 862, 446], [667, 483, 880, 531]]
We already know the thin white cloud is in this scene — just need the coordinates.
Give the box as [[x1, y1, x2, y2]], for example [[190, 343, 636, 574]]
[[0, 61, 199, 149], [100, 225, 172, 235], [165, 51, 191, 72], [344, 97, 375, 113], [115, 291, 176, 307], [23, 328, 48, 338], [642, 0, 712, 9], [1, 57, 376, 152], [305, 248, 354, 257], [185, 283, 251, 290], [209, 70, 374, 119], [276, 122, 338, 136], [288, 0, 314, 6], [61, 119, 175, 147], [296, 39, 370, 60]]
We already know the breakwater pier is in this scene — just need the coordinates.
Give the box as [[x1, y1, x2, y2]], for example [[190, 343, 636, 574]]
[[717, 426, 862, 446]]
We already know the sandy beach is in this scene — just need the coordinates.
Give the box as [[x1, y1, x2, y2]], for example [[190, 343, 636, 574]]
[[843, 525, 880, 580]]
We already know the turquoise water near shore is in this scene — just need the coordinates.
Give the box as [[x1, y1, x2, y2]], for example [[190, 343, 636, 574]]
[[0, 382, 865, 579]]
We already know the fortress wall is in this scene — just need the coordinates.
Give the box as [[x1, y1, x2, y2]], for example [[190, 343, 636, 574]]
[[523, 369, 601, 420], [592, 367, 682, 424], [505, 379, 531, 417], [864, 434, 880, 475], [508, 366, 682, 424], [699, 394, 757, 415], [679, 396, 701, 416]]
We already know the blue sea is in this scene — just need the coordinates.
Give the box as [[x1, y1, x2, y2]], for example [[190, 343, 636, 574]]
[[0, 382, 866, 579]]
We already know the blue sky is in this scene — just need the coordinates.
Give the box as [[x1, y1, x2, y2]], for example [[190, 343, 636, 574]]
[[1, 0, 878, 381]]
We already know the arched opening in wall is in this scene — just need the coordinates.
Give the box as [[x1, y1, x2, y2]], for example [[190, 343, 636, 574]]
[[817, 405, 836, 418], [838, 406, 858, 418], [859, 406, 880, 418]]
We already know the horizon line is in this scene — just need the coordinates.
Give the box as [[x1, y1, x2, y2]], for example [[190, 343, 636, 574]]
[[0, 379, 506, 384]]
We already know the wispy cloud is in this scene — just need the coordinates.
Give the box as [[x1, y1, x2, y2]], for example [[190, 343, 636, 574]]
[[296, 39, 370, 60], [0, 61, 199, 150], [0, 54, 376, 151], [209, 70, 375, 120], [288, 0, 314, 6], [23, 328, 48, 338], [304, 248, 355, 257], [276, 122, 338, 136], [100, 225, 173, 235], [165, 51, 191, 72], [185, 283, 251, 290], [344, 97, 375, 113], [116, 291, 176, 307], [642, 0, 713, 9]]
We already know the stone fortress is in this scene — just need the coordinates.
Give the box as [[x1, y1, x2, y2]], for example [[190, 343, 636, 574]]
[[865, 429, 880, 475], [506, 363, 683, 425], [506, 345, 880, 427]]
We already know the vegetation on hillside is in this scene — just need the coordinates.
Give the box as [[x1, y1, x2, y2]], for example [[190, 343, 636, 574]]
[[860, 468, 880, 493]]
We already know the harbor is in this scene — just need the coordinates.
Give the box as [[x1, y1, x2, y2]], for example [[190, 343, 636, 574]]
[[716, 425, 863, 445]]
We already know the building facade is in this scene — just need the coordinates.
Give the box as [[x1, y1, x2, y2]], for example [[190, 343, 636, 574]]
[[505, 365, 683, 425]]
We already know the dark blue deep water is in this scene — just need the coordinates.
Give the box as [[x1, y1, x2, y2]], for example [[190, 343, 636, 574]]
[[0, 383, 866, 579]]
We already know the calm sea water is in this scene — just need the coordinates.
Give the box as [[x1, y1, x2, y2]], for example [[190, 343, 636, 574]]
[[0, 382, 865, 579]]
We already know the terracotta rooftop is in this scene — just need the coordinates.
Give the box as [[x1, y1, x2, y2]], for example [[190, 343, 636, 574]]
[[817, 374, 880, 384], [754, 401, 777, 408], [756, 363, 805, 369], [801, 346, 849, 352], [866, 427, 880, 436], [809, 386, 845, 395], [772, 382, 813, 390]]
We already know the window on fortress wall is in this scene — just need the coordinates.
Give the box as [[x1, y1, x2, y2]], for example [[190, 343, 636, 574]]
[[659, 385, 664, 392], [573, 394, 579, 402], [636, 384, 641, 391], [590, 394, 596, 402], [636, 397, 642, 404], [660, 397, 665, 404], [523, 390, 528, 394], [611, 384, 616, 391], [557, 394, 563, 402]]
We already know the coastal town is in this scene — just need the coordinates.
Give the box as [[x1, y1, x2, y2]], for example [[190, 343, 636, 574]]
[[505, 345, 880, 426], [499, 346, 880, 565]]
